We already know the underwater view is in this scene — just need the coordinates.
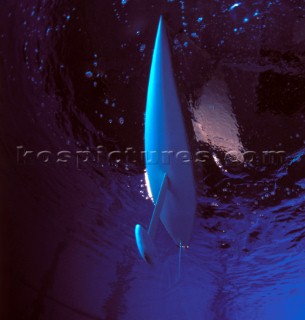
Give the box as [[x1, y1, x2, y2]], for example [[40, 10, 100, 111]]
[[1, 0, 305, 319]]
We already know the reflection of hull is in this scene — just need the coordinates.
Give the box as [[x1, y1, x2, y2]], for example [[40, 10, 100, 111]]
[[192, 77, 243, 157], [135, 17, 196, 262]]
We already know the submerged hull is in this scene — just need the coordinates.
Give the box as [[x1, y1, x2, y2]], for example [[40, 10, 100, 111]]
[[144, 17, 196, 246]]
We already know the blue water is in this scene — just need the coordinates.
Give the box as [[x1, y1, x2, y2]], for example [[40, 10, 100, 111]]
[[1, 0, 305, 319]]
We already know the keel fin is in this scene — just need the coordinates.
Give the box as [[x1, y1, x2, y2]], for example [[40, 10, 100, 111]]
[[135, 224, 155, 264], [148, 173, 168, 239], [135, 173, 168, 263]]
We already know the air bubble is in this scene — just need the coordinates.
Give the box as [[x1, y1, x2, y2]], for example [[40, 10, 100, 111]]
[[139, 44, 146, 52], [85, 71, 93, 78]]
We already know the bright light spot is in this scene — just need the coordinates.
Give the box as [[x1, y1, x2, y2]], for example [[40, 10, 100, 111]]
[[229, 2, 241, 11], [197, 17, 203, 22], [144, 170, 153, 201], [243, 17, 249, 23], [212, 154, 223, 169]]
